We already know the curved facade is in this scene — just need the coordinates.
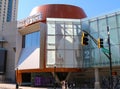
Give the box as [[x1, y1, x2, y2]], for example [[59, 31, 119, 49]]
[[16, 4, 87, 87], [29, 4, 86, 22]]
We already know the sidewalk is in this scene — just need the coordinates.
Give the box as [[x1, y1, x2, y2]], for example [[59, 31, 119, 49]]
[[0, 83, 55, 89]]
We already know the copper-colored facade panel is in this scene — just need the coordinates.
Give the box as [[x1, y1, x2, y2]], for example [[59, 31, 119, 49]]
[[30, 4, 86, 22]]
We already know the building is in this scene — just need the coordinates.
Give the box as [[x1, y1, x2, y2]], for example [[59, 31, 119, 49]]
[[16, 4, 120, 88], [0, 0, 18, 83], [0, 0, 18, 31], [79, 10, 120, 89], [16, 4, 86, 87]]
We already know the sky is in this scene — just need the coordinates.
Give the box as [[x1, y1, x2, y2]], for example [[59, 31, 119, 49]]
[[18, 0, 120, 20]]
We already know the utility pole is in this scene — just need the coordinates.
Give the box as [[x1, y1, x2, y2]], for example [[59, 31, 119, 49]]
[[107, 26, 113, 89]]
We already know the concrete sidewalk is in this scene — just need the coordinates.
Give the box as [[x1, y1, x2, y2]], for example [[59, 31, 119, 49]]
[[0, 83, 55, 89]]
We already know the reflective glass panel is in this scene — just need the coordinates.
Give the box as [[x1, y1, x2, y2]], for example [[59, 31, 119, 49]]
[[55, 23, 64, 35], [90, 21, 98, 33], [111, 45, 120, 62], [47, 36, 55, 49], [81, 21, 89, 31], [47, 50, 55, 65], [73, 35, 80, 49], [25, 31, 40, 48], [64, 50, 74, 67], [110, 29, 119, 45], [56, 35, 65, 50], [56, 49, 64, 67], [73, 24, 81, 35], [91, 48, 100, 64], [107, 16, 117, 28], [47, 23, 55, 35], [117, 14, 120, 27], [98, 18, 107, 31], [65, 36, 73, 49]]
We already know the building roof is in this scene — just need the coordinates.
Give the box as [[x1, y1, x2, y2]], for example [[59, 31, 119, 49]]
[[29, 4, 87, 22]]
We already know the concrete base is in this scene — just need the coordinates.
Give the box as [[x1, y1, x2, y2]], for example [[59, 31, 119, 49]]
[[94, 82, 101, 89]]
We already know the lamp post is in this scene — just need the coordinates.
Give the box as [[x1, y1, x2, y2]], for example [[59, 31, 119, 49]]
[[16, 68, 19, 89], [107, 26, 113, 89], [54, 65, 56, 89]]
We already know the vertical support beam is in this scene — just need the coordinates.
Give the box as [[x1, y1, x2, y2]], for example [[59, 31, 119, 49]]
[[15, 69, 19, 89], [94, 68, 101, 89], [16, 70, 22, 85]]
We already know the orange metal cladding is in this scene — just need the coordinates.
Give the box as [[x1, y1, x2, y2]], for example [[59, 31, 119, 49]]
[[17, 4, 87, 83], [30, 4, 87, 23]]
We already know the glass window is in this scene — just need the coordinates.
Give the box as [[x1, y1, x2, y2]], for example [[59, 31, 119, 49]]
[[47, 23, 55, 35], [24, 31, 40, 48], [98, 18, 107, 31], [47, 50, 56, 65], [110, 29, 119, 45], [90, 20, 98, 33], [73, 24, 81, 35], [83, 49, 91, 60], [56, 35, 65, 50], [65, 24, 72, 29], [83, 48, 91, 67], [90, 33, 99, 48], [81, 21, 89, 31], [47, 36, 55, 44], [55, 23, 64, 35], [65, 36, 73, 49], [64, 50, 74, 67], [118, 28, 120, 44], [47, 36, 55, 49], [73, 35, 80, 49], [99, 31, 109, 47], [100, 49, 109, 66], [65, 28, 73, 36], [91, 48, 100, 64], [111, 45, 120, 63], [107, 16, 117, 28], [117, 14, 120, 27], [56, 49, 64, 67]]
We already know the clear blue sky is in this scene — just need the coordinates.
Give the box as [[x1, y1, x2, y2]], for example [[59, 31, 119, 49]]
[[18, 0, 120, 20]]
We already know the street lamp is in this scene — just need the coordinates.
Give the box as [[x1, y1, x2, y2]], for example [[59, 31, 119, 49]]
[[54, 65, 56, 89], [107, 26, 113, 89]]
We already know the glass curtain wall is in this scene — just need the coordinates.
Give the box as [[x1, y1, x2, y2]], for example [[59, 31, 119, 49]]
[[81, 11, 120, 67], [46, 11, 120, 68], [46, 19, 83, 68]]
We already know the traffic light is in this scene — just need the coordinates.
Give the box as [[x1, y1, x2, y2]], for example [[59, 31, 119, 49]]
[[97, 38, 104, 48], [81, 32, 89, 45]]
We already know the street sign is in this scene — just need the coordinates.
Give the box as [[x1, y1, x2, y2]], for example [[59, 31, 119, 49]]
[[101, 48, 109, 53]]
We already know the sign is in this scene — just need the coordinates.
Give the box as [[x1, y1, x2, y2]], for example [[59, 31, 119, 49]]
[[18, 12, 42, 28], [102, 48, 109, 53]]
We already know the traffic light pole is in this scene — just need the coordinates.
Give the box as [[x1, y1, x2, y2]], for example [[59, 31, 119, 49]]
[[107, 26, 113, 89], [82, 28, 113, 89]]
